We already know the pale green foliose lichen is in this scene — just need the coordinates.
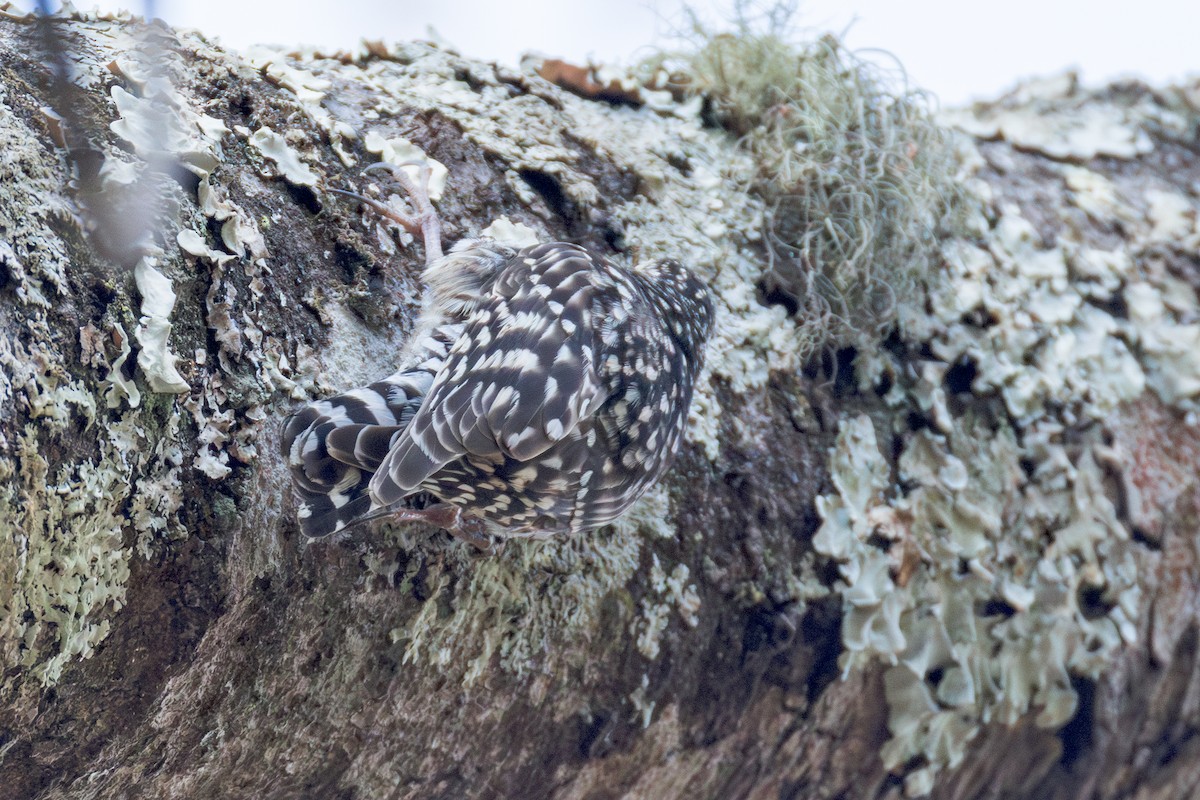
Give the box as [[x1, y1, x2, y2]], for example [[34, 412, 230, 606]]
[[0, 332, 185, 687], [812, 87, 1200, 792], [816, 412, 1139, 796]]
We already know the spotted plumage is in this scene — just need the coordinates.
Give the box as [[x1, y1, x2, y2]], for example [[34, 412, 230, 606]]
[[283, 237, 714, 540], [283, 167, 714, 544]]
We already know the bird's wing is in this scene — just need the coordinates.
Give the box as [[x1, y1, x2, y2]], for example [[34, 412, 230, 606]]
[[369, 243, 614, 506]]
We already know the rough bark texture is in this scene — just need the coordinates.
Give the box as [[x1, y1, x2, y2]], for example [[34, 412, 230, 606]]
[[2, 12, 1199, 800]]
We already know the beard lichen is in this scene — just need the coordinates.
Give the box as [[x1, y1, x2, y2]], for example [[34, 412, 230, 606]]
[[642, 5, 965, 351]]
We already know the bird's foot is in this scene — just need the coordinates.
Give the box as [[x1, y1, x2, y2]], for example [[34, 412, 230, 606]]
[[378, 503, 504, 555], [330, 160, 444, 264]]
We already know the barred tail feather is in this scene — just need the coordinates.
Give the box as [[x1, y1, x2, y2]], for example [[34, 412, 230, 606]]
[[297, 489, 374, 538], [281, 369, 434, 537], [326, 423, 406, 472]]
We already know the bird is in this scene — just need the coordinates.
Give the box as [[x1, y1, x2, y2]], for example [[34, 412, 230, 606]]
[[281, 162, 715, 549]]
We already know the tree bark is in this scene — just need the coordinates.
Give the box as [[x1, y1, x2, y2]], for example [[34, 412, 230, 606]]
[[1, 12, 1199, 800]]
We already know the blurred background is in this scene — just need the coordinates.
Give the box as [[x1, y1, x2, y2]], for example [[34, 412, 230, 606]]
[[11, 0, 1196, 106]]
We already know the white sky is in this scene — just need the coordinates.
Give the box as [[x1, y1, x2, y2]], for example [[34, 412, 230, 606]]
[[16, 0, 1198, 106]]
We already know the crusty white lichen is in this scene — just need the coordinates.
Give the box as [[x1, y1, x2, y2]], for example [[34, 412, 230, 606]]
[[940, 72, 1159, 161], [0, 326, 184, 686], [249, 125, 320, 187]]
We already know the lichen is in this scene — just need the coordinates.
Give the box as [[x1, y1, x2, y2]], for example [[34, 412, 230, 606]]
[[643, 11, 965, 349], [0, 336, 184, 686], [389, 525, 643, 685], [634, 556, 701, 660], [816, 410, 1139, 796], [367, 465, 702, 686], [362, 131, 447, 200], [249, 125, 320, 187], [479, 216, 540, 248], [809, 83, 1200, 792], [132, 256, 191, 394], [108, 84, 222, 178], [0, 16, 193, 688], [1, 422, 130, 685], [941, 73, 1159, 161]]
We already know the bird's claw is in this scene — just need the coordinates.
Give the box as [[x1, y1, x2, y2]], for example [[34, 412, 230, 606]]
[[331, 159, 444, 263], [376, 503, 504, 555]]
